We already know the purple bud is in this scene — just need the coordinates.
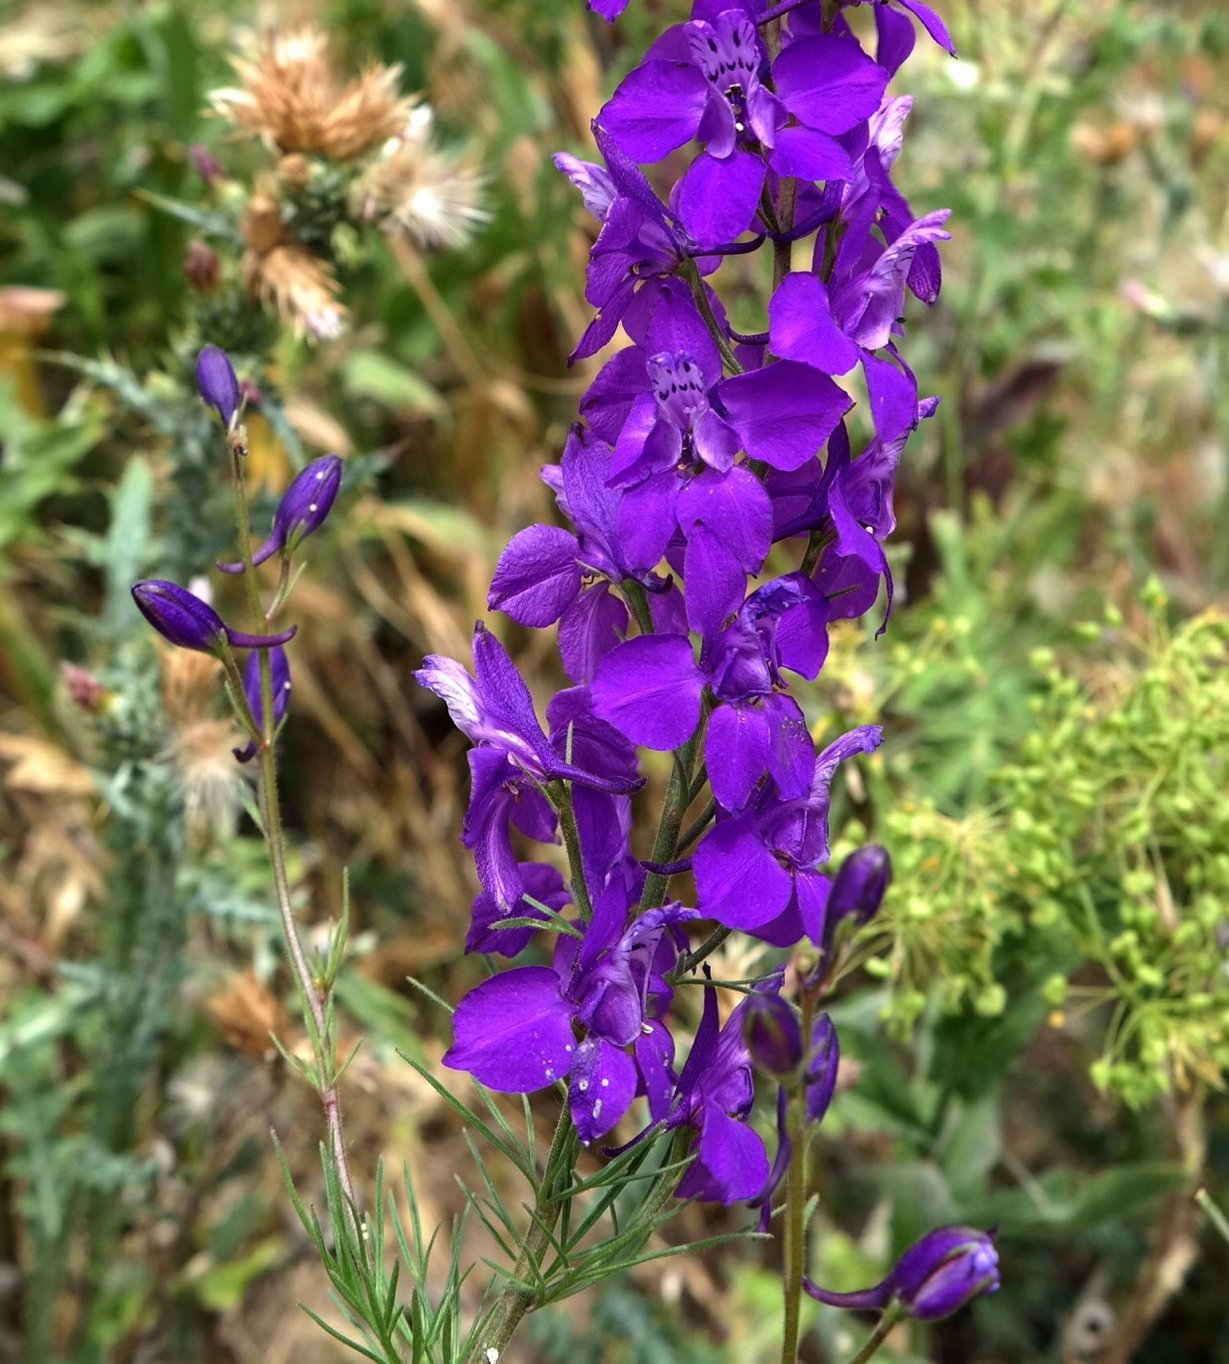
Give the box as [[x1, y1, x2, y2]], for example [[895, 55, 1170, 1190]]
[[216, 455, 344, 572], [804, 1225, 1000, 1321], [829, 844, 892, 929], [132, 580, 296, 654], [196, 345, 242, 429], [804, 1014, 840, 1124], [743, 994, 803, 1078], [889, 1226, 1001, 1322], [189, 143, 224, 185], [233, 645, 292, 762]]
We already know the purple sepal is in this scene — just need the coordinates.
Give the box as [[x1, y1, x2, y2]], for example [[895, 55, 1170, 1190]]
[[591, 634, 705, 751], [568, 1037, 638, 1144], [442, 967, 576, 1093], [488, 524, 582, 626]]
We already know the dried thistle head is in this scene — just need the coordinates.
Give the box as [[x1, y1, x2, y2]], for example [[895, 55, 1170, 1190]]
[[240, 191, 345, 340], [211, 26, 417, 162], [204, 970, 291, 1063], [358, 134, 488, 250], [157, 643, 245, 845]]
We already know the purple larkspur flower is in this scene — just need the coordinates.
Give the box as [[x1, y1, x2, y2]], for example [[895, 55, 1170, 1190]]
[[556, 129, 703, 360], [132, 580, 296, 655], [415, 624, 643, 908], [662, 981, 770, 1204], [805, 1225, 1000, 1321], [591, 572, 829, 815], [692, 724, 882, 944], [217, 455, 344, 572], [233, 644, 292, 763], [443, 890, 697, 1143], [599, 14, 888, 244]]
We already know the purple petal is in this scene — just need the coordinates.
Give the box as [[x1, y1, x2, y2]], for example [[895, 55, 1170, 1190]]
[[876, 4, 917, 75], [615, 473, 679, 573], [592, 634, 705, 750], [559, 585, 629, 685], [599, 60, 710, 162], [636, 1019, 677, 1122], [763, 693, 815, 798], [581, 348, 649, 444], [707, 703, 771, 811], [770, 126, 853, 184], [694, 817, 793, 929], [676, 150, 766, 248], [769, 273, 859, 376], [569, 1037, 638, 1144], [472, 623, 553, 758], [683, 526, 746, 643], [443, 967, 575, 1092], [489, 525, 581, 627], [721, 361, 853, 471], [676, 466, 772, 574], [677, 1100, 769, 1203], [772, 35, 889, 136]]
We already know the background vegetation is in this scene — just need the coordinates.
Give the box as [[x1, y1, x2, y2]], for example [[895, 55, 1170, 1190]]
[[1, 0, 1228, 1360]]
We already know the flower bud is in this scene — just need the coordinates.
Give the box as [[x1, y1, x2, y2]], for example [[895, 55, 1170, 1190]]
[[62, 663, 104, 713], [132, 580, 296, 654], [804, 1224, 999, 1322], [742, 994, 803, 1078], [184, 239, 221, 293], [233, 645, 292, 762], [804, 1013, 840, 1123], [195, 345, 242, 429], [829, 844, 892, 929], [216, 455, 344, 572], [889, 1226, 1001, 1321], [189, 143, 224, 186]]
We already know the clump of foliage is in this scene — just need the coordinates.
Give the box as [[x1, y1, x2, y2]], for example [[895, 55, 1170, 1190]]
[[872, 582, 1229, 1110]]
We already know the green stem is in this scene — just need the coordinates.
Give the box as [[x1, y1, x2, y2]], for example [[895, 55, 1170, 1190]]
[[639, 730, 702, 912], [674, 924, 730, 981], [229, 444, 359, 1219], [1196, 1188, 1229, 1246], [470, 1108, 576, 1364], [780, 994, 815, 1363], [553, 784, 595, 921], [842, 1303, 907, 1364], [682, 258, 743, 375], [676, 796, 717, 855]]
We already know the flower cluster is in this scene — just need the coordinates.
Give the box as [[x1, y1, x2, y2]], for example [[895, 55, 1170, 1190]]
[[133, 346, 343, 762], [416, 0, 996, 1322]]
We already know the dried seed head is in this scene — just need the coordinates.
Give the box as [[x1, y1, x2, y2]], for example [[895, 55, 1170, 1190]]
[[243, 240, 345, 340], [211, 26, 416, 162], [359, 141, 488, 250]]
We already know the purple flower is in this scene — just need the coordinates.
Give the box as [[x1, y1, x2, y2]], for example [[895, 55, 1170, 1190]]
[[556, 130, 700, 361], [664, 982, 769, 1204], [132, 580, 296, 654], [692, 724, 883, 944], [195, 345, 242, 429], [805, 1225, 1000, 1321], [599, 17, 888, 243], [592, 573, 830, 812], [414, 624, 643, 908], [217, 455, 344, 573], [233, 644, 292, 763], [443, 893, 697, 1143]]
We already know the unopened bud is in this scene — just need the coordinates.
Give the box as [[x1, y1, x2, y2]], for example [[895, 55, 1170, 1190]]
[[195, 344, 242, 430], [805, 1014, 839, 1123], [189, 143, 224, 186], [233, 645, 293, 762], [742, 994, 803, 1078], [132, 580, 295, 655], [216, 455, 344, 572], [184, 239, 221, 293], [828, 844, 892, 929], [62, 663, 104, 713], [890, 1226, 1001, 1321]]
